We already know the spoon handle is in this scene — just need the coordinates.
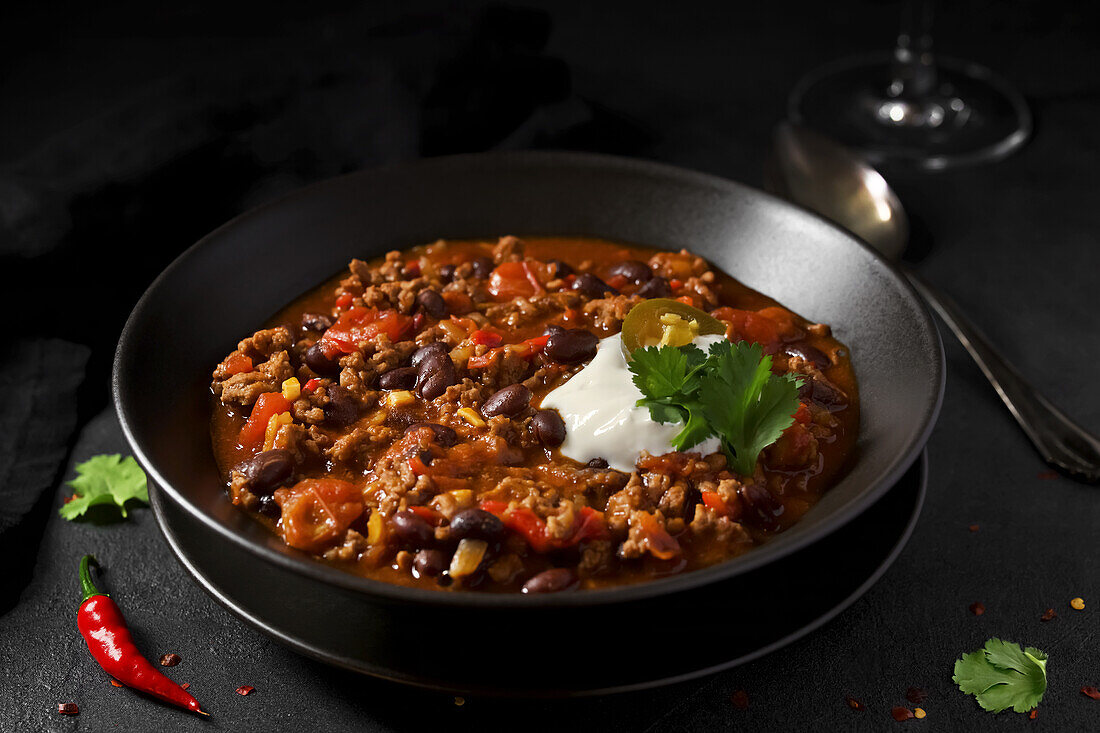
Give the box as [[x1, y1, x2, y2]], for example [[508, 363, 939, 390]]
[[903, 267, 1100, 483]]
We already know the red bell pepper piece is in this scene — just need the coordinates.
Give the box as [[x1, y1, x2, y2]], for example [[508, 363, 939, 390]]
[[470, 329, 504, 347], [320, 307, 414, 356], [239, 392, 292, 450], [223, 353, 253, 376]]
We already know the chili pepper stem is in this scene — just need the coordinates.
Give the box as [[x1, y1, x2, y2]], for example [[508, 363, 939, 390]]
[[79, 555, 108, 602]]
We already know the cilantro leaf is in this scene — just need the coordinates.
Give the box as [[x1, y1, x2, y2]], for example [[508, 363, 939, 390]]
[[628, 340, 804, 470], [699, 341, 803, 476], [59, 454, 149, 521], [953, 638, 1048, 713]]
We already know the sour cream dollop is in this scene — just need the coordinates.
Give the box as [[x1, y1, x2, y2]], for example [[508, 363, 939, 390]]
[[540, 332, 725, 472]]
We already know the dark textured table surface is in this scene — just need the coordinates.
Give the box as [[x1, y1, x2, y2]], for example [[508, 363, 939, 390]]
[[2, 1, 1098, 730]]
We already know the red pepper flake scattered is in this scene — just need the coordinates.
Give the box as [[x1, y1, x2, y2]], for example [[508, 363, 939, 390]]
[[891, 706, 914, 721], [730, 689, 750, 710], [159, 653, 181, 667], [969, 602, 986, 616], [1029, 708, 1038, 720], [1040, 608, 1057, 621], [57, 703, 79, 715], [235, 685, 254, 696], [968, 523, 980, 532], [181, 683, 191, 690], [1037, 470, 1059, 480], [845, 696, 865, 711], [905, 686, 927, 704], [110, 679, 123, 687], [1082, 686, 1100, 700]]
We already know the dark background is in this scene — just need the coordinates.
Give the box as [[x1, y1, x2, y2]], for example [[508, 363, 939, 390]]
[[1, 0, 1098, 730]]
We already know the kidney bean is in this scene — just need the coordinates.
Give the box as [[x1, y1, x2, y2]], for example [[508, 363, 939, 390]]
[[413, 549, 448, 578], [482, 384, 531, 418], [324, 385, 360, 427], [304, 342, 341, 376], [391, 510, 436, 548], [239, 449, 295, 496], [785, 342, 831, 371], [571, 273, 618, 299], [522, 568, 577, 594], [257, 494, 282, 519], [547, 259, 573, 278], [449, 509, 506, 542], [544, 328, 599, 364], [410, 342, 447, 369], [416, 289, 447, 319], [300, 312, 333, 332], [636, 276, 672, 299], [607, 259, 652, 284], [470, 256, 493, 279], [531, 409, 566, 447], [438, 264, 457, 283], [404, 422, 458, 447], [378, 366, 418, 391], [739, 483, 784, 531], [418, 357, 456, 400], [587, 457, 609, 469], [544, 324, 565, 337]]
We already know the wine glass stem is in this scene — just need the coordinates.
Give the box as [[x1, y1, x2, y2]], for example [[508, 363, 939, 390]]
[[891, 0, 936, 98]]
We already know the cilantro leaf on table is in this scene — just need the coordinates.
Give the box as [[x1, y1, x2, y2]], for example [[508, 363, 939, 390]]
[[59, 454, 149, 521], [628, 340, 804, 472], [698, 341, 803, 476], [953, 638, 1048, 713]]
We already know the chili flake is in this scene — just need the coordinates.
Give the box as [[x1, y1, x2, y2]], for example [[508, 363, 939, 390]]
[[969, 602, 986, 616], [235, 685, 254, 696], [57, 703, 79, 715], [1029, 708, 1038, 720], [159, 653, 182, 667], [1040, 608, 1057, 622], [1070, 597, 1085, 611], [845, 696, 865, 711], [730, 689, 750, 710], [1082, 686, 1100, 700], [110, 679, 123, 687], [914, 707, 926, 719], [905, 687, 927, 704], [891, 706, 914, 721]]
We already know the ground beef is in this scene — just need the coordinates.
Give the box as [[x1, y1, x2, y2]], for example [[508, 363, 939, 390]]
[[492, 235, 525, 263], [213, 349, 295, 407], [583, 294, 642, 332]]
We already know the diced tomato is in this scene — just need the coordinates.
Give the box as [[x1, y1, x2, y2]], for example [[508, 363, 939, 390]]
[[408, 505, 445, 526], [466, 352, 496, 369], [710, 307, 782, 352], [335, 292, 353, 309], [701, 490, 729, 515], [441, 291, 474, 314], [479, 501, 608, 553], [488, 261, 541, 301], [518, 334, 550, 358], [669, 278, 684, 290], [404, 260, 421, 277], [408, 455, 431, 476], [239, 392, 293, 450], [223, 353, 253, 376], [792, 402, 812, 424], [636, 512, 681, 560], [471, 329, 504, 347], [274, 478, 363, 552], [755, 306, 802, 340], [320, 307, 414, 355], [572, 507, 610, 544], [676, 295, 695, 307], [303, 378, 322, 394]]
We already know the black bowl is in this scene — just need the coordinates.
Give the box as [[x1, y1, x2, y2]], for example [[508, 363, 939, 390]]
[[113, 152, 943, 684]]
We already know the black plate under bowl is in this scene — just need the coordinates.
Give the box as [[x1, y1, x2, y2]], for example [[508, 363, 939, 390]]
[[151, 452, 926, 694], [114, 151, 943, 684]]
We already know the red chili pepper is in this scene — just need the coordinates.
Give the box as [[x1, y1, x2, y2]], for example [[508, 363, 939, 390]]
[[77, 556, 207, 716], [303, 378, 322, 394]]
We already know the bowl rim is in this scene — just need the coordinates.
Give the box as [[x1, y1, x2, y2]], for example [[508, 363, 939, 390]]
[[113, 150, 944, 609]]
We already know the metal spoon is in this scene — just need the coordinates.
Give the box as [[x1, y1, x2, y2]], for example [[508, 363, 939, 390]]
[[766, 121, 1100, 483]]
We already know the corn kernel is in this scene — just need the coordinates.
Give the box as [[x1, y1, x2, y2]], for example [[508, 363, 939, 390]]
[[457, 407, 486, 428], [449, 489, 474, 508], [281, 377, 301, 401], [914, 708, 926, 719], [368, 410, 387, 425], [367, 511, 384, 544], [385, 390, 416, 409], [449, 538, 488, 578], [1071, 597, 1085, 610]]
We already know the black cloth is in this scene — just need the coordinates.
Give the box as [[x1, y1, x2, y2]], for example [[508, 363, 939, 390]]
[[2, 0, 1099, 730]]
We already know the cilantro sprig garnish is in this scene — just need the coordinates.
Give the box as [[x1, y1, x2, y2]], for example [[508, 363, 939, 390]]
[[59, 454, 150, 521], [628, 340, 803, 475], [953, 638, 1049, 713]]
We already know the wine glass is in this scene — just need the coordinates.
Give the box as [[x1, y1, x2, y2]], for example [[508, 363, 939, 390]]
[[788, 0, 1031, 170]]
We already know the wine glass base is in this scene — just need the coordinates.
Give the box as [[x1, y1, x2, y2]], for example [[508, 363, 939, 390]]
[[789, 53, 1031, 171]]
